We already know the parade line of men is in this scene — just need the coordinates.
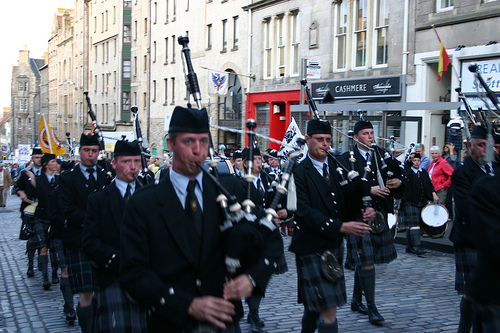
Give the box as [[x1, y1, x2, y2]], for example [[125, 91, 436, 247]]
[[12, 107, 499, 333]]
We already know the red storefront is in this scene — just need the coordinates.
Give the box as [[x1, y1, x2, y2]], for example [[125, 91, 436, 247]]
[[245, 90, 300, 150]]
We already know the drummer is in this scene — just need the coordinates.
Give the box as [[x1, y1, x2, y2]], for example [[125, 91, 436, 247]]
[[399, 154, 438, 256]]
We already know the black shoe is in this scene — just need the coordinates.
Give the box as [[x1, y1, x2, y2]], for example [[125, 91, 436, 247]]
[[43, 281, 51, 291], [351, 300, 368, 315], [64, 304, 76, 324], [344, 262, 355, 271], [27, 267, 34, 277], [367, 304, 385, 325], [247, 314, 265, 328], [52, 270, 60, 284], [406, 246, 426, 256]]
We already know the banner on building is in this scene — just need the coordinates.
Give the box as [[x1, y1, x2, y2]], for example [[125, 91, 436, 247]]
[[18, 144, 30, 162], [208, 69, 229, 96], [38, 114, 66, 156], [278, 117, 307, 159]]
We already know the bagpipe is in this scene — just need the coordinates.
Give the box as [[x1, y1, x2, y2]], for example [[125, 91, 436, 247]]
[[131, 106, 153, 185], [83, 91, 114, 180], [177, 36, 304, 276]]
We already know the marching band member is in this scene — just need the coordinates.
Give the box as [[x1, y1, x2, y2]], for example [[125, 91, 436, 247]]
[[399, 153, 439, 255], [59, 133, 111, 333], [33, 153, 60, 291], [342, 120, 403, 326], [290, 119, 373, 333], [14, 147, 43, 277], [119, 106, 280, 332], [231, 150, 245, 179], [82, 140, 147, 332], [450, 126, 493, 333]]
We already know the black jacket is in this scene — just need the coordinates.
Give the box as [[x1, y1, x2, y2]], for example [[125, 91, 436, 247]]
[[119, 171, 282, 332], [401, 168, 434, 205], [469, 172, 500, 304], [289, 155, 345, 255], [58, 165, 111, 250], [450, 157, 489, 246], [35, 173, 59, 221]]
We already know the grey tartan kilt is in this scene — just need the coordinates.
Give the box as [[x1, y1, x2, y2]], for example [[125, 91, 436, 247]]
[[296, 247, 347, 312], [66, 248, 97, 294], [347, 222, 397, 267], [49, 238, 67, 268], [397, 201, 423, 228], [97, 281, 148, 333], [34, 219, 50, 249], [454, 244, 479, 295]]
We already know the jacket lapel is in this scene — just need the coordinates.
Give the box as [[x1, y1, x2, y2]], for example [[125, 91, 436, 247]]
[[107, 182, 125, 229], [199, 174, 221, 269], [303, 157, 336, 217]]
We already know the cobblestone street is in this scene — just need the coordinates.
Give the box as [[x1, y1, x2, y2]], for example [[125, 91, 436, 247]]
[[0, 194, 460, 332]]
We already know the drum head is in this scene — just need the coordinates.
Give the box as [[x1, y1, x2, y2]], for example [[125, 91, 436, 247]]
[[421, 203, 448, 227]]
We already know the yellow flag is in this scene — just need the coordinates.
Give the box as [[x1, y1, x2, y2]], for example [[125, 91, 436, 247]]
[[38, 114, 66, 156]]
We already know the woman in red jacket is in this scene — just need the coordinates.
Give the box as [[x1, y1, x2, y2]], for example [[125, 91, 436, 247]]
[[428, 145, 454, 205]]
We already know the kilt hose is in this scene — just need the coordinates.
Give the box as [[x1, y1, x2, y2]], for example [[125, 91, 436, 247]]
[[296, 246, 346, 312], [397, 201, 423, 229], [454, 244, 479, 295], [97, 281, 148, 333], [66, 248, 97, 294]]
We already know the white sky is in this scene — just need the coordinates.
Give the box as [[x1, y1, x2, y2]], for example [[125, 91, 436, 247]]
[[0, 0, 74, 113]]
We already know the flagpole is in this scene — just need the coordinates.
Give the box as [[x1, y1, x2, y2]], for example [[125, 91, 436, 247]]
[[42, 114, 53, 154]]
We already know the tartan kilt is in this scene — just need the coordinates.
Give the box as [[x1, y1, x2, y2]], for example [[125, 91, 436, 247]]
[[34, 219, 50, 249], [296, 248, 346, 312], [49, 238, 67, 268], [397, 201, 423, 228], [347, 222, 397, 267], [66, 248, 98, 294], [97, 281, 148, 333], [454, 244, 479, 294]]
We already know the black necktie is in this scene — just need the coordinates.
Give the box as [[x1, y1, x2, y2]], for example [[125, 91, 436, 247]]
[[86, 167, 96, 187], [50, 177, 55, 185], [186, 180, 202, 235], [257, 178, 263, 192], [124, 184, 131, 201], [485, 164, 492, 174], [323, 163, 330, 183]]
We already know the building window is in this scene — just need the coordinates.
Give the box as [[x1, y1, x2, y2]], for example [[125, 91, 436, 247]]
[[18, 118, 22, 129], [165, 0, 169, 23], [94, 16, 97, 33], [276, 15, 285, 77], [164, 78, 168, 103], [264, 18, 272, 78], [171, 35, 176, 63], [172, 0, 177, 20], [18, 82, 28, 91], [113, 6, 116, 24], [153, 41, 157, 62], [94, 45, 98, 63], [123, 60, 131, 79], [134, 56, 137, 76], [374, 0, 389, 65], [144, 18, 148, 35], [170, 77, 175, 104], [134, 20, 138, 40], [290, 11, 300, 76], [102, 73, 105, 92], [123, 92, 131, 111], [437, 0, 454, 12], [143, 55, 148, 72], [19, 99, 28, 111], [28, 118, 31, 129], [94, 74, 98, 91], [153, 2, 157, 24], [165, 37, 169, 63], [153, 80, 157, 102], [143, 92, 147, 108], [207, 24, 212, 50], [105, 10, 108, 31], [102, 12, 104, 32], [222, 19, 228, 52], [334, 1, 347, 70], [232, 16, 239, 49], [124, 25, 131, 43], [353, 0, 368, 68]]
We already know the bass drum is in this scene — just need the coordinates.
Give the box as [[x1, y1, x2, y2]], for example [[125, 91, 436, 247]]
[[387, 213, 398, 239], [420, 203, 448, 238]]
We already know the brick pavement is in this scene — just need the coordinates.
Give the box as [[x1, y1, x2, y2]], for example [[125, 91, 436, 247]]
[[0, 194, 461, 332]]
